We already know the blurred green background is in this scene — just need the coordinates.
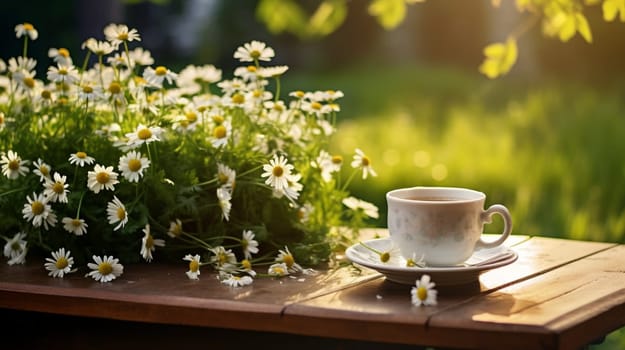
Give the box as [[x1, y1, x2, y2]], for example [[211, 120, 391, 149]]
[[1, 0, 624, 348]]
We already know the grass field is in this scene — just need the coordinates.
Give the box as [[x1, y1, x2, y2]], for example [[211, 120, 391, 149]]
[[283, 62, 625, 349]]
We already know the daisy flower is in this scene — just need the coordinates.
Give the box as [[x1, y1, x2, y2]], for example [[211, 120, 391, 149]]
[[118, 150, 150, 183], [125, 124, 162, 149], [86, 255, 124, 283], [78, 83, 104, 102], [183, 254, 201, 280], [241, 230, 259, 260], [143, 65, 178, 88], [268, 262, 289, 277], [3, 232, 27, 260], [216, 163, 236, 190], [33, 158, 51, 181], [258, 65, 289, 78], [87, 164, 119, 193], [129, 47, 154, 66], [68, 151, 95, 167], [240, 259, 257, 277], [316, 151, 342, 182], [140, 224, 165, 262], [106, 196, 128, 231], [220, 273, 253, 287], [44, 248, 74, 278], [43, 172, 69, 203], [351, 148, 377, 179], [22, 192, 56, 229], [342, 196, 379, 219], [103, 23, 141, 46], [211, 120, 231, 148], [234, 40, 275, 62], [84, 39, 115, 56], [15, 22, 38, 40], [62, 217, 88, 236], [167, 218, 183, 238], [48, 47, 72, 66], [209, 246, 237, 269], [46, 64, 79, 85], [8, 246, 28, 265], [216, 187, 232, 222], [261, 154, 294, 192], [275, 246, 302, 273], [411, 274, 438, 306], [1, 150, 30, 179]]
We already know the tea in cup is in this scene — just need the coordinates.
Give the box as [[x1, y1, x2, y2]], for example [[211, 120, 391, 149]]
[[386, 186, 512, 266]]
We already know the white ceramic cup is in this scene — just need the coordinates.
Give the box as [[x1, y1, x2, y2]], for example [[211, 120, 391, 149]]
[[386, 186, 512, 266]]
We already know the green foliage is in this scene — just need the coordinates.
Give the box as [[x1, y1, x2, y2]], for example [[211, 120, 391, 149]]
[[0, 23, 378, 272], [282, 62, 625, 245]]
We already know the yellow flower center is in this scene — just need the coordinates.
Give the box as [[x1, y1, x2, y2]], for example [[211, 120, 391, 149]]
[[231, 93, 244, 104], [23, 23, 34, 31], [282, 254, 294, 268], [58, 48, 70, 57], [96, 171, 110, 184], [311, 101, 322, 110], [294, 90, 304, 98], [417, 286, 428, 301], [108, 82, 121, 94], [58, 68, 68, 75], [273, 104, 283, 111], [116, 207, 126, 220], [189, 259, 199, 272], [170, 223, 182, 237], [8, 159, 19, 171], [76, 151, 87, 159], [57, 97, 68, 105], [127, 158, 142, 172], [71, 218, 82, 227], [185, 112, 197, 123], [380, 252, 390, 263], [145, 234, 154, 249], [23, 77, 35, 88], [272, 166, 284, 177], [155, 66, 167, 76], [241, 239, 248, 250], [117, 33, 129, 41], [133, 76, 147, 85], [361, 156, 370, 167], [250, 50, 261, 59], [39, 166, 49, 176], [82, 85, 93, 94], [41, 90, 52, 99], [213, 125, 227, 139], [197, 106, 207, 113], [241, 259, 252, 270], [212, 115, 224, 124], [98, 262, 113, 275], [55, 257, 69, 269], [218, 173, 229, 185], [253, 90, 262, 98], [332, 155, 343, 164], [247, 65, 256, 72], [52, 182, 64, 194], [31, 201, 44, 215], [138, 128, 152, 140]]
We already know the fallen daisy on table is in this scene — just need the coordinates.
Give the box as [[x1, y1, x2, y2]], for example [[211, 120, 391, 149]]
[[411, 274, 438, 306]]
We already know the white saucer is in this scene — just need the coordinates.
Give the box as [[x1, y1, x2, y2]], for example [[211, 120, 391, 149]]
[[345, 238, 518, 286]]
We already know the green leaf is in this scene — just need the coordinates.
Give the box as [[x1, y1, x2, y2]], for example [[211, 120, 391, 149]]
[[576, 12, 593, 43], [368, 0, 408, 29], [603, 0, 625, 22], [256, 0, 307, 36], [478, 38, 518, 79], [308, 0, 348, 37]]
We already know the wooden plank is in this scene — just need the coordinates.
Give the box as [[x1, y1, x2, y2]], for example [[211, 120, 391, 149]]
[[0, 258, 379, 332], [281, 237, 617, 348], [427, 244, 625, 350]]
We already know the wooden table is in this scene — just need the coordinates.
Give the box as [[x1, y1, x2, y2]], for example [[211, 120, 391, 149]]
[[1, 230, 624, 350]]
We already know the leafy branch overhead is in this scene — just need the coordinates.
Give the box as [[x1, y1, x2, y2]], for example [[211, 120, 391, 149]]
[[255, 0, 625, 79]]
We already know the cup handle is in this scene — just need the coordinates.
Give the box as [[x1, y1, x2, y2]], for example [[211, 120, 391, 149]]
[[475, 204, 513, 249]]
